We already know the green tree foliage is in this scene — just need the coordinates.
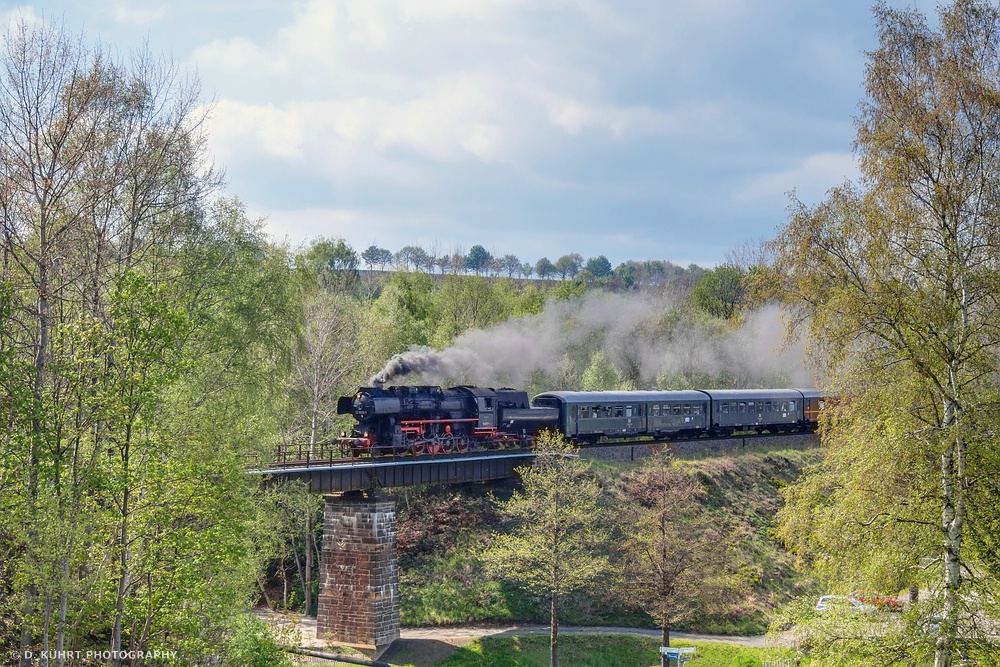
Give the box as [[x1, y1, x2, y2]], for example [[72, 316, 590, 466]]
[[410, 246, 432, 272], [395, 245, 430, 272], [359, 244, 393, 300], [361, 245, 393, 272], [773, 2, 1000, 664], [480, 433, 609, 667], [584, 255, 613, 279], [580, 351, 622, 390], [0, 21, 298, 665], [299, 237, 359, 294], [613, 262, 637, 289], [251, 483, 324, 615], [554, 253, 584, 280], [499, 254, 522, 278], [612, 260, 706, 292], [368, 271, 435, 357], [431, 275, 508, 347], [463, 244, 491, 275], [535, 257, 556, 280], [224, 615, 294, 667], [691, 264, 747, 320]]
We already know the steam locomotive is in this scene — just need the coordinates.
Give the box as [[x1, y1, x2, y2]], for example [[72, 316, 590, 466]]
[[336, 385, 824, 456]]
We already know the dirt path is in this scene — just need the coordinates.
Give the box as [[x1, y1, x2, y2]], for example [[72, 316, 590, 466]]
[[258, 611, 777, 666], [400, 623, 769, 647]]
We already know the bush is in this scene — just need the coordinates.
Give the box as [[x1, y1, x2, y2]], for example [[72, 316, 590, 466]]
[[225, 615, 293, 667]]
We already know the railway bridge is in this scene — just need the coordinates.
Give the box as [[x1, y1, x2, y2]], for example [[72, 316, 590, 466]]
[[251, 434, 816, 659], [251, 445, 538, 659]]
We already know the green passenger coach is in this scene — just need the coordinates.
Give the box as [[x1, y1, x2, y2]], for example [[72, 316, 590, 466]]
[[531, 390, 711, 444]]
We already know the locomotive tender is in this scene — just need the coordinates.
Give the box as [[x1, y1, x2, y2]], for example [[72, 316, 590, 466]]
[[337, 385, 824, 456]]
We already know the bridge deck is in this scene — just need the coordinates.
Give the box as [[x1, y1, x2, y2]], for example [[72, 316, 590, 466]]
[[252, 450, 535, 493]]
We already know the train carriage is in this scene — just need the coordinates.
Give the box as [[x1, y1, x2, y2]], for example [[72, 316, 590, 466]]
[[531, 390, 711, 444], [643, 391, 712, 438], [702, 389, 804, 436]]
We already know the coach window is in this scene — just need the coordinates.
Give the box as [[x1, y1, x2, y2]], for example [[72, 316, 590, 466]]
[[625, 406, 634, 418], [765, 401, 772, 412], [683, 404, 691, 415], [788, 400, 797, 411], [721, 402, 729, 414], [739, 402, 746, 413], [747, 401, 755, 412], [692, 405, 701, 415], [614, 406, 624, 418], [672, 404, 681, 416]]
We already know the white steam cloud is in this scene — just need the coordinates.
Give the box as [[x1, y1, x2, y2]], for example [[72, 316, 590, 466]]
[[370, 292, 812, 390]]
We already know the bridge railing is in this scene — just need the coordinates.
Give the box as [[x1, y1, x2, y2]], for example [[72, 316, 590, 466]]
[[271, 441, 348, 466]]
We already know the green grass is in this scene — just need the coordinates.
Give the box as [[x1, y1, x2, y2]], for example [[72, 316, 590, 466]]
[[432, 635, 800, 667]]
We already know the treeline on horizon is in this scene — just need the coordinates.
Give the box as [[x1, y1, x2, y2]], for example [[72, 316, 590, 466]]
[[306, 236, 719, 288]]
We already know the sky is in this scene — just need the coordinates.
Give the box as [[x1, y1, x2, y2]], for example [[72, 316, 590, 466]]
[[1, 0, 940, 268]]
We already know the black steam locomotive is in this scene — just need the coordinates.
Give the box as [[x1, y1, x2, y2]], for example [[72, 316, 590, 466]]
[[336, 385, 824, 456]]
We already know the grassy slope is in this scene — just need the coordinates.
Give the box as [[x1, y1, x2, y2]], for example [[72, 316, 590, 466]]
[[392, 447, 822, 634], [429, 636, 800, 667]]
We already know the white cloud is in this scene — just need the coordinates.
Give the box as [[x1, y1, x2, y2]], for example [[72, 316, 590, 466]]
[[209, 100, 304, 161], [735, 152, 860, 206], [109, 2, 166, 25], [196, 0, 703, 178], [1, 6, 41, 33], [175, 0, 882, 266]]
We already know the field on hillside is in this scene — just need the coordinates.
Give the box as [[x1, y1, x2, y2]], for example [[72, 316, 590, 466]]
[[393, 446, 823, 634]]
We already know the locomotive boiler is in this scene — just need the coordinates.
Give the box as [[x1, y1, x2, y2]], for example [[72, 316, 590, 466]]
[[336, 385, 559, 455]]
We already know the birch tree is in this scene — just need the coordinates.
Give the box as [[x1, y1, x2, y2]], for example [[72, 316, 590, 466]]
[[774, 2, 1000, 664], [290, 294, 365, 448]]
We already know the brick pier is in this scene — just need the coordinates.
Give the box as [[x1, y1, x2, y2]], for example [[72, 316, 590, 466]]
[[316, 491, 399, 658]]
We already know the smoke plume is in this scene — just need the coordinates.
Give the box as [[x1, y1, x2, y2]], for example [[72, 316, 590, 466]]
[[369, 291, 813, 390]]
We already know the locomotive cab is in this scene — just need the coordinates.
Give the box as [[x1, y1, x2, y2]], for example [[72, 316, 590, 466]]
[[454, 386, 497, 430]]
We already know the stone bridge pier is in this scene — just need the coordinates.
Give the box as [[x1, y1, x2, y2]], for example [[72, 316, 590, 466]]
[[316, 490, 399, 658]]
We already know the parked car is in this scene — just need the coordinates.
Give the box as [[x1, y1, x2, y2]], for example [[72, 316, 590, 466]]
[[815, 595, 876, 613], [850, 591, 903, 611]]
